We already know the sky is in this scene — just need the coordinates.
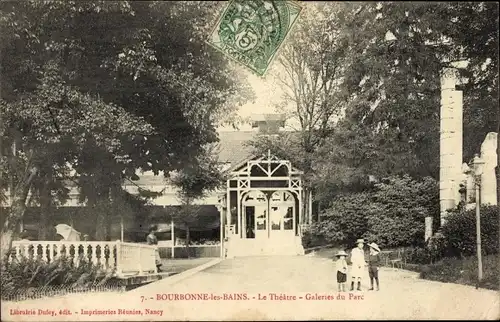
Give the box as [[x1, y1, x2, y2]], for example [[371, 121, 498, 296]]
[[217, 62, 298, 131]]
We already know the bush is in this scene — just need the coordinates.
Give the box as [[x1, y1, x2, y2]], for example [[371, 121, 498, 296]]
[[1, 256, 115, 300], [318, 175, 439, 248], [301, 223, 329, 249], [316, 192, 372, 247], [402, 247, 432, 265], [441, 205, 499, 257], [427, 231, 448, 260]]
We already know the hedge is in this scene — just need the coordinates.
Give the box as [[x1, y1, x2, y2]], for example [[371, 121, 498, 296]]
[[440, 205, 499, 258]]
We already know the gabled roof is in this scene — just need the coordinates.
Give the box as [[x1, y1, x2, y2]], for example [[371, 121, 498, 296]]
[[215, 130, 258, 165], [229, 151, 304, 174]]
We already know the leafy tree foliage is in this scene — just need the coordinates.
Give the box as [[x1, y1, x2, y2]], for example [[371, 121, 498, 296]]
[[0, 1, 250, 256], [170, 144, 227, 200], [336, 2, 498, 179], [254, 1, 498, 210], [316, 175, 439, 248], [169, 143, 226, 254]]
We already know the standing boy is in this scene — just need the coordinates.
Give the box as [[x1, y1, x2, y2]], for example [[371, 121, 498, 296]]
[[368, 242, 381, 291]]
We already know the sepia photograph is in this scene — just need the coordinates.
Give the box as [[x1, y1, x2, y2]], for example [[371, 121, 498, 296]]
[[0, 1, 499, 320]]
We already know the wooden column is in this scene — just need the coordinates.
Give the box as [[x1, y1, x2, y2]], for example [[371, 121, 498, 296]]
[[298, 190, 303, 226], [171, 219, 175, 259], [120, 216, 124, 242], [237, 190, 241, 238], [308, 190, 313, 225], [219, 205, 224, 258]]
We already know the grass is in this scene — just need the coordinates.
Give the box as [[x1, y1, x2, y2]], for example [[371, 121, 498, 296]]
[[417, 254, 499, 290], [160, 257, 215, 274]]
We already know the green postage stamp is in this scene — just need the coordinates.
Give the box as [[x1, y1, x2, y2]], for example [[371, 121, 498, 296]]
[[207, 0, 302, 76]]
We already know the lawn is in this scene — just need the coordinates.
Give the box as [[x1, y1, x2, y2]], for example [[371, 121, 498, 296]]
[[160, 257, 216, 274], [418, 254, 499, 290]]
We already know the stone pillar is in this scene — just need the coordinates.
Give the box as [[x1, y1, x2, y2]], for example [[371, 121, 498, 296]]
[[480, 132, 498, 205], [440, 68, 463, 226], [424, 217, 433, 242]]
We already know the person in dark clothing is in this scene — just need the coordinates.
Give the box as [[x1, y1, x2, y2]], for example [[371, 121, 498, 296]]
[[19, 230, 31, 241], [367, 242, 381, 291], [146, 225, 162, 272]]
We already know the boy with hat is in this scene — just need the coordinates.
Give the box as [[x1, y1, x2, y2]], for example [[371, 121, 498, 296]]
[[368, 242, 381, 291], [334, 250, 348, 292], [350, 238, 367, 291]]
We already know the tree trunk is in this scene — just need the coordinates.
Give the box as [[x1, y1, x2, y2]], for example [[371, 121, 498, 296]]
[[0, 177, 35, 259], [38, 178, 52, 240], [186, 226, 190, 259], [317, 200, 322, 222], [95, 211, 108, 241], [496, 112, 499, 208]]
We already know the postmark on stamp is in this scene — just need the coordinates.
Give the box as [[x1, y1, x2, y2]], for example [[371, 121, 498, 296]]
[[207, 0, 302, 76]]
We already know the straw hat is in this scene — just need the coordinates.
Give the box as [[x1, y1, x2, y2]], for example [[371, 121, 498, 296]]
[[368, 242, 381, 252], [356, 238, 365, 244], [335, 250, 348, 257]]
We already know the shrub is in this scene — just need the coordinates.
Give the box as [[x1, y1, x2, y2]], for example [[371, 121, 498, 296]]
[[1, 256, 115, 300], [318, 192, 372, 246], [419, 254, 499, 290], [426, 231, 448, 261], [318, 175, 439, 248], [401, 247, 429, 264], [440, 205, 499, 257], [301, 223, 329, 248]]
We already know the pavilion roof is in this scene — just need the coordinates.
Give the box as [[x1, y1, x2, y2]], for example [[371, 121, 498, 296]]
[[215, 130, 258, 165]]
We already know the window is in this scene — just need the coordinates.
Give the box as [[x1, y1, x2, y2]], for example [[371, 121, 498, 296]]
[[271, 207, 281, 230], [256, 210, 267, 230], [284, 207, 293, 230]]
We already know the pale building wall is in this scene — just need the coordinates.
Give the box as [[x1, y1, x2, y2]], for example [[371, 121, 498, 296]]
[[3, 184, 223, 208]]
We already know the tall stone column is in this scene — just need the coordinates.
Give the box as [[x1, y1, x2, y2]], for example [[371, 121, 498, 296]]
[[439, 67, 463, 227], [480, 132, 498, 205]]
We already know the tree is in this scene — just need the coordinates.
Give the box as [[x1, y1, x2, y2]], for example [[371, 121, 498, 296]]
[[0, 68, 152, 257], [170, 144, 226, 258], [249, 3, 356, 220], [274, 3, 349, 155], [250, 2, 498, 219], [171, 198, 202, 258], [336, 2, 498, 179], [0, 1, 251, 257]]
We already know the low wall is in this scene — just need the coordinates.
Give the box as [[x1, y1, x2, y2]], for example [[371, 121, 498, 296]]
[[159, 245, 220, 259]]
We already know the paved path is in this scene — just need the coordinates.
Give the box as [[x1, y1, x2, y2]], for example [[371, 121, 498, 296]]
[[2, 255, 499, 321]]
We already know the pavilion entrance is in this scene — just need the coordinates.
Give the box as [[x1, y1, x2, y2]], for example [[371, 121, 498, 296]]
[[221, 151, 309, 256], [241, 191, 296, 241]]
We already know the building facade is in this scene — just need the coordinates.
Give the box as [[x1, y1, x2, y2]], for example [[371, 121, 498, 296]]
[[219, 150, 309, 257], [5, 114, 311, 257]]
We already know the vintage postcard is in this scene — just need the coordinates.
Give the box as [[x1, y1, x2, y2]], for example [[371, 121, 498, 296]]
[[1, 1, 499, 321]]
